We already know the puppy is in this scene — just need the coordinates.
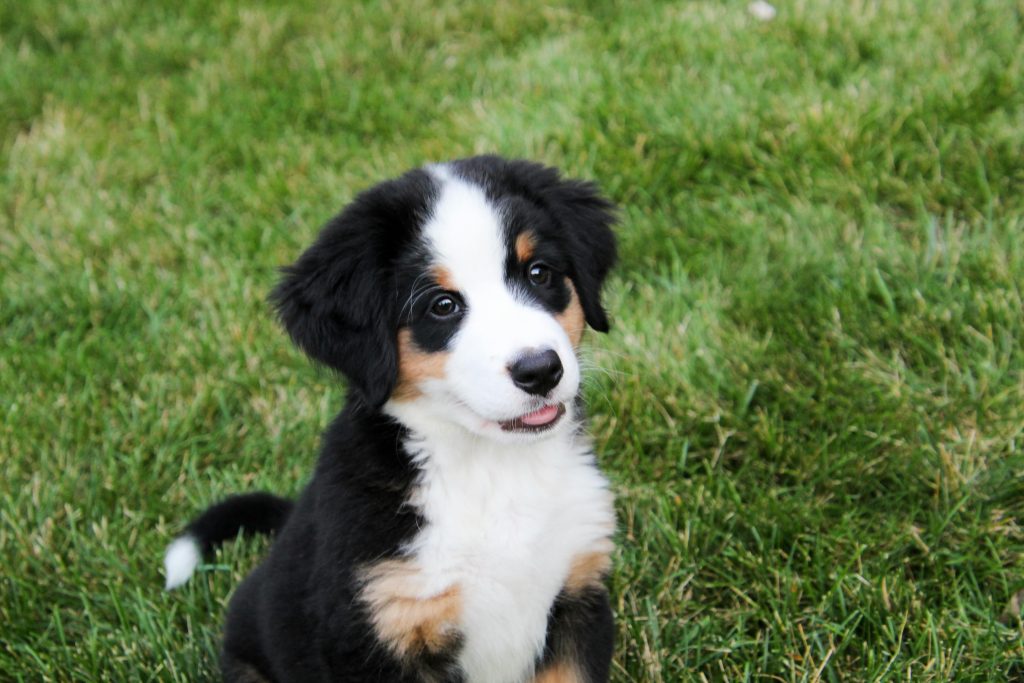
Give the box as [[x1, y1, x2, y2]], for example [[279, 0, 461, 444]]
[[164, 156, 619, 683]]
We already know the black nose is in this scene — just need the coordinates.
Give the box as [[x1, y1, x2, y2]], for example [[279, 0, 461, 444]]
[[508, 349, 564, 396]]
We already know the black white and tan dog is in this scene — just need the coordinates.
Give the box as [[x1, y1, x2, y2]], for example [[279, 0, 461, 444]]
[[164, 156, 619, 683]]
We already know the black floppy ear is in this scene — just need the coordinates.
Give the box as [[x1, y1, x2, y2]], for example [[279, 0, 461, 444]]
[[542, 176, 618, 333], [271, 169, 434, 407], [270, 206, 398, 408]]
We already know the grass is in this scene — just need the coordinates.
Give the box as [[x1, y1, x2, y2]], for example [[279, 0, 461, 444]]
[[2, 0, 1023, 680]]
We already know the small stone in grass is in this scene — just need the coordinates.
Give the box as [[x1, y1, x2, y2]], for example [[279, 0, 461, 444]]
[[749, 1, 777, 21], [1000, 588, 1024, 625]]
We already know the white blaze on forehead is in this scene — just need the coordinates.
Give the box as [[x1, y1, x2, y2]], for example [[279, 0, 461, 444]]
[[424, 167, 507, 293]]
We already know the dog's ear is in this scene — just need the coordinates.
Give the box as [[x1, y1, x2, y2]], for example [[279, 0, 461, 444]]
[[540, 174, 618, 333], [270, 175, 432, 408], [271, 213, 397, 408], [481, 157, 618, 332]]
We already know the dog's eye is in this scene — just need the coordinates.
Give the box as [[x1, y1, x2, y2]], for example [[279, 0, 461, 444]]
[[527, 262, 552, 287], [429, 294, 460, 318]]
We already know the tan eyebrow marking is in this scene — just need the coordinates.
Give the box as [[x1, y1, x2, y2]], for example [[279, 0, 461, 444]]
[[432, 265, 457, 291], [516, 231, 537, 262]]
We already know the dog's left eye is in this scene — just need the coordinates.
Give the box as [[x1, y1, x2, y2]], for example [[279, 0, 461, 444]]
[[527, 262, 552, 287], [430, 294, 461, 318]]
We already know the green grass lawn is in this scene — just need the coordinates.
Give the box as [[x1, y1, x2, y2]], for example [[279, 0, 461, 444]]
[[2, 0, 1023, 680]]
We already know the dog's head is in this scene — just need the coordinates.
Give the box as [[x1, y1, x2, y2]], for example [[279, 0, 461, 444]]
[[272, 156, 616, 442]]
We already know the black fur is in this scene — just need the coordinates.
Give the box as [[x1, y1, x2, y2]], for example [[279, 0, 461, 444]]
[[170, 157, 618, 682], [269, 169, 438, 409], [539, 587, 615, 682], [184, 493, 293, 554], [218, 407, 439, 682]]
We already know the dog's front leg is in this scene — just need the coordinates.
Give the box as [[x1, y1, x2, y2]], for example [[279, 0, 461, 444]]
[[532, 584, 615, 683]]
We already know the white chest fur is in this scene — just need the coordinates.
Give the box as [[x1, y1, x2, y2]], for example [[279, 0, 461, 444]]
[[402, 427, 615, 683]]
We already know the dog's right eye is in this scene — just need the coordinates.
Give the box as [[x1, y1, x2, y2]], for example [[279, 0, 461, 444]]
[[429, 294, 461, 318], [527, 262, 553, 287]]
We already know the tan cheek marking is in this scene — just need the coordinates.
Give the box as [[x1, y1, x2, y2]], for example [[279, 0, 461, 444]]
[[392, 329, 448, 401], [532, 662, 584, 683], [564, 538, 614, 596], [360, 559, 462, 659], [556, 281, 586, 348], [516, 231, 537, 262]]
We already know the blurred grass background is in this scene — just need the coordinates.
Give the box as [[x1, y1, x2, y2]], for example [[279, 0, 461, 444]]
[[1, 0, 1023, 680]]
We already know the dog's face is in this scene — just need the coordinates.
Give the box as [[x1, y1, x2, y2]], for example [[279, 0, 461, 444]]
[[272, 157, 616, 443]]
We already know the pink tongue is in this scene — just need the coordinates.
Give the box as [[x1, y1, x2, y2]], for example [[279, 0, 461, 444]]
[[521, 404, 560, 426]]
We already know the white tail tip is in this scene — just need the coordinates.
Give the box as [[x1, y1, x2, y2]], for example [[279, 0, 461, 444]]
[[163, 535, 201, 590]]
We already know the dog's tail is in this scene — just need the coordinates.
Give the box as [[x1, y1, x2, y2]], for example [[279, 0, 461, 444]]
[[163, 492, 293, 590]]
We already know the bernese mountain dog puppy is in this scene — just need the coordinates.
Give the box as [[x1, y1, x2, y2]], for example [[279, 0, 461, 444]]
[[164, 156, 618, 683]]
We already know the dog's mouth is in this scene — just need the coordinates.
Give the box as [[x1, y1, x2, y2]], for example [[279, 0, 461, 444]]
[[499, 403, 566, 433]]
